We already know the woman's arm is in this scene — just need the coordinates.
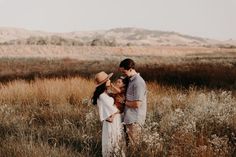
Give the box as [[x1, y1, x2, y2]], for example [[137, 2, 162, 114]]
[[110, 83, 122, 94]]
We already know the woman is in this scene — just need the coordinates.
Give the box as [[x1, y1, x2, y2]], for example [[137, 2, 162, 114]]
[[109, 76, 129, 113], [92, 71, 124, 157]]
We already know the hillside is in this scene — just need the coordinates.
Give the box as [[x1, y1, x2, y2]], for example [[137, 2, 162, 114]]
[[0, 27, 235, 47]]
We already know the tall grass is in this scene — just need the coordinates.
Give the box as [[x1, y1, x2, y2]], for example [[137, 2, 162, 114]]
[[1, 57, 236, 89], [0, 77, 235, 156]]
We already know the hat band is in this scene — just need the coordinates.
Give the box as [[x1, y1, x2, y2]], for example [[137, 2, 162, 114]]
[[96, 76, 109, 85]]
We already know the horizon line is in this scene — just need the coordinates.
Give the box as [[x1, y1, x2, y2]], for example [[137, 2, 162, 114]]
[[0, 25, 235, 41]]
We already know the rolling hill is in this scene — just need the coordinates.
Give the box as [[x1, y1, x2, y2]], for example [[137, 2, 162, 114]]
[[0, 27, 235, 47]]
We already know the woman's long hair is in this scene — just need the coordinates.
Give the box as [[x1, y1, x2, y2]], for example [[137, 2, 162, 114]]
[[92, 83, 107, 105]]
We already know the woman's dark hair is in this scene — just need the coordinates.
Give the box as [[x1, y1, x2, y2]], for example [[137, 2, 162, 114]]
[[119, 58, 135, 70], [92, 83, 107, 105]]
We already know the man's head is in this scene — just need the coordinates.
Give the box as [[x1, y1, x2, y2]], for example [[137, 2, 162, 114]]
[[119, 58, 136, 77]]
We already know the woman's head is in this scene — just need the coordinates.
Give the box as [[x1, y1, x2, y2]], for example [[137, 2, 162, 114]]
[[114, 78, 125, 88], [92, 71, 113, 105], [94, 71, 113, 87], [114, 76, 129, 91]]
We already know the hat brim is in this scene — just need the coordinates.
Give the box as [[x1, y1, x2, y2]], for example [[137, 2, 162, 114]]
[[96, 73, 113, 87]]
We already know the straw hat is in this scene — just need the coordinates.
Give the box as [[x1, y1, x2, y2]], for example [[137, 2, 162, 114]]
[[95, 71, 113, 87]]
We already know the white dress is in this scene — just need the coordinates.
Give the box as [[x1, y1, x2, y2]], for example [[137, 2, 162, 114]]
[[97, 92, 124, 157]]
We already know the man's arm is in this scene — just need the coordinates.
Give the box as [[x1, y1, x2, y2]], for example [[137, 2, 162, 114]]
[[125, 100, 141, 108]]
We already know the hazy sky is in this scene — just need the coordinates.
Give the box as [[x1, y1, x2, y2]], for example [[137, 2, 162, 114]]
[[0, 0, 235, 40]]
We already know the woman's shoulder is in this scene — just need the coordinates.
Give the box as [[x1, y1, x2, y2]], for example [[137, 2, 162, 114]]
[[98, 92, 107, 99], [98, 92, 113, 101], [97, 92, 115, 108]]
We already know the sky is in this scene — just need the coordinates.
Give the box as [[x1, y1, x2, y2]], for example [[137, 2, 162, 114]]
[[0, 0, 235, 40]]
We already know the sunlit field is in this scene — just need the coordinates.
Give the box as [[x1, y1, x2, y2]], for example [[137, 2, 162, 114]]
[[0, 77, 235, 157], [0, 46, 236, 156]]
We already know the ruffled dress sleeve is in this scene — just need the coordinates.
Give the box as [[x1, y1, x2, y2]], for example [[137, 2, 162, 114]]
[[97, 93, 118, 121]]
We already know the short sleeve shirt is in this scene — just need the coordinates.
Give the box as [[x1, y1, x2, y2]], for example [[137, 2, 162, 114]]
[[124, 73, 147, 125]]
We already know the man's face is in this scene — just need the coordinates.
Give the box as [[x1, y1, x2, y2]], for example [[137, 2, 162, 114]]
[[119, 67, 131, 77]]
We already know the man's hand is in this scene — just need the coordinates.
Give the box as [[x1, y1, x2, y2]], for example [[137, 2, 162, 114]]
[[125, 100, 141, 108]]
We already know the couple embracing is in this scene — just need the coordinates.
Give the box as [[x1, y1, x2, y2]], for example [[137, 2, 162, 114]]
[[92, 58, 147, 157]]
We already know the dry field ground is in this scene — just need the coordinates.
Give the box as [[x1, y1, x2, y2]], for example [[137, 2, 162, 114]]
[[0, 45, 235, 59], [0, 46, 236, 156]]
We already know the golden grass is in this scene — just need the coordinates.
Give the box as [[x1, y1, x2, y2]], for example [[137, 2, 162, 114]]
[[0, 77, 235, 156], [1, 56, 236, 90], [0, 77, 93, 106], [0, 46, 236, 156]]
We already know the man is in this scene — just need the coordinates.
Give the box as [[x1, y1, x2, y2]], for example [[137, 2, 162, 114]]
[[119, 58, 147, 145]]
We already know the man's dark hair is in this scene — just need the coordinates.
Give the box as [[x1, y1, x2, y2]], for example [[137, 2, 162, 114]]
[[119, 58, 135, 70]]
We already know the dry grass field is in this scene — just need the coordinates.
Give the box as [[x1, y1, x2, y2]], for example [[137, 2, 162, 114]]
[[0, 45, 235, 59], [0, 77, 235, 157], [1, 53, 236, 89], [0, 46, 236, 156]]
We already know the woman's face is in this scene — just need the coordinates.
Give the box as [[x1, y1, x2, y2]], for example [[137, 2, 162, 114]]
[[114, 79, 124, 88], [106, 79, 111, 87]]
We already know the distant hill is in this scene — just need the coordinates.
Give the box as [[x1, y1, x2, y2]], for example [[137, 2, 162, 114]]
[[0, 27, 235, 47], [0, 27, 50, 42]]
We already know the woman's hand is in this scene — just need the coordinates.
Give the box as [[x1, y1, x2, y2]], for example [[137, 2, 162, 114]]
[[116, 95, 125, 103], [105, 111, 119, 123], [105, 118, 112, 123], [110, 83, 121, 94], [105, 115, 114, 123]]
